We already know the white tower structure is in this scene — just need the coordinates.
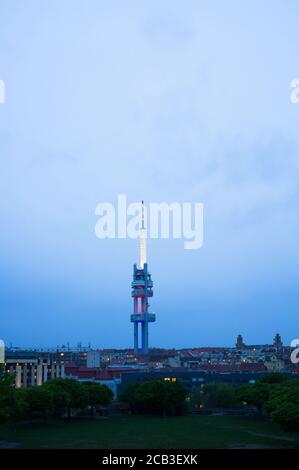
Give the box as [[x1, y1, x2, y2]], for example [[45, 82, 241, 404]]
[[139, 200, 147, 269]]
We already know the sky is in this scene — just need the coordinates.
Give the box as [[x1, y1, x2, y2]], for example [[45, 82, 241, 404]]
[[1, 0, 299, 349]]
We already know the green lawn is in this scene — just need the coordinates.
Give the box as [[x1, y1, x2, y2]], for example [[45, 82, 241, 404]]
[[0, 415, 299, 449]]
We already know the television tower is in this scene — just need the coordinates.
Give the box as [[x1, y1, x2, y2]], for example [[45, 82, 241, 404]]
[[131, 201, 155, 355]]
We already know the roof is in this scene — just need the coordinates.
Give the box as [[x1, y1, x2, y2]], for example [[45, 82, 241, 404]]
[[65, 364, 142, 380], [190, 363, 267, 373]]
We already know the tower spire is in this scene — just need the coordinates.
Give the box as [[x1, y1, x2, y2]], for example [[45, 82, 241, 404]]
[[141, 200, 145, 229], [140, 200, 147, 269]]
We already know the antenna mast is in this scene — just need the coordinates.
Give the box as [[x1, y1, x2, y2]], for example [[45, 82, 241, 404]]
[[140, 200, 147, 269]]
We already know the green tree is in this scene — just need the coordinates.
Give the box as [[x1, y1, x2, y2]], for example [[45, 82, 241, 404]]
[[163, 381, 186, 415], [0, 366, 15, 423], [271, 403, 299, 431], [120, 380, 186, 416], [119, 383, 140, 413], [237, 383, 271, 415], [22, 386, 54, 424], [136, 380, 165, 414], [8, 388, 29, 425], [202, 383, 238, 409], [82, 382, 113, 415], [189, 385, 203, 409], [45, 378, 88, 418], [266, 379, 299, 431]]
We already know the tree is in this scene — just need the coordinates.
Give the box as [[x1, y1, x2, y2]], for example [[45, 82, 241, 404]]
[[271, 403, 299, 431], [0, 366, 15, 423], [237, 383, 271, 415], [135, 380, 167, 415], [82, 382, 113, 415], [45, 378, 88, 418], [22, 386, 54, 424], [120, 380, 186, 416], [119, 383, 140, 413], [162, 380, 186, 415], [266, 379, 299, 431], [190, 385, 203, 409], [8, 388, 29, 425], [202, 383, 238, 409]]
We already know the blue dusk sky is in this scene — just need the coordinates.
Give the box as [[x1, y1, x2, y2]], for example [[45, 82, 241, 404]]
[[1, 1, 299, 349]]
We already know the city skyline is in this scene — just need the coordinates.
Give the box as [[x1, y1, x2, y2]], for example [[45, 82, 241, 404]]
[[2, 332, 290, 353]]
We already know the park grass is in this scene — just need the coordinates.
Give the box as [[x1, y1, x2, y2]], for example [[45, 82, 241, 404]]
[[0, 415, 299, 449]]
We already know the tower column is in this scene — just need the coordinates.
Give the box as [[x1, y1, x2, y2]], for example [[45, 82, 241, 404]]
[[134, 322, 139, 354], [141, 321, 148, 354]]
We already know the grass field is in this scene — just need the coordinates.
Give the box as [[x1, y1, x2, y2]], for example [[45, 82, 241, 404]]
[[0, 415, 299, 449]]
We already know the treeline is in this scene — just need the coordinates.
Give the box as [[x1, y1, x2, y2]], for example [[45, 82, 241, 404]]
[[1, 367, 299, 432], [0, 367, 113, 424], [190, 373, 299, 431]]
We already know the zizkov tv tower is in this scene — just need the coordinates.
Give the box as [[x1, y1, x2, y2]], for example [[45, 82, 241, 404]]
[[131, 201, 156, 355]]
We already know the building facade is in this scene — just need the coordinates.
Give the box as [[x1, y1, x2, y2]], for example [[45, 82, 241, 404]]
[[5, 351, 64, 388]]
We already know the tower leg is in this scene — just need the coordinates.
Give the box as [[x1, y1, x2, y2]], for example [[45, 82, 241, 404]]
[[141, 321, 148, 354], [134, 322, 138, 355]]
